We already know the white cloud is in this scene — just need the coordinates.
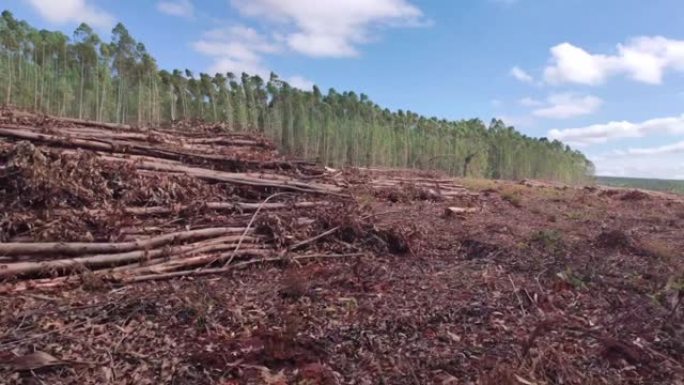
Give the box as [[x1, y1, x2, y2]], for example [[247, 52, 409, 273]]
[[193, 26, 281, 77], [491, 99, 503, 107], [193, 26, 315, 89], [157, 0, 194, 19], [549, 113, 684, 145], [532, 93, 603, 119], [592, 152, 684, 179], [544, 36, 684, 85], [194, 1, 423, 88], [510, 66, 534, 83], [230, 0, 425, 57], [286, 75, 315, 90], [624, 140, 684, 156], [25, 0, 114, 28]]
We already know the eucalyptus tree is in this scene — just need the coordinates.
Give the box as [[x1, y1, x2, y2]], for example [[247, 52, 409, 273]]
[[73, 23, 100, 119], [0, 13, 594, 184]]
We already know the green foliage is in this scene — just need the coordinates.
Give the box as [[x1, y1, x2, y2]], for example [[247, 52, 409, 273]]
[[0, 11, 594, 183], [556, 267, 586, 289], [501, 191, 523, 208], [530, 229, 564, 252], [596, 176, 684, 194]]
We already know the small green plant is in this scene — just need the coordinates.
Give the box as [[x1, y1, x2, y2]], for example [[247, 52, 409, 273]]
[[640, 239, 678, 262], [557, 267, 586, 289], [564, 211, 583, 220], [530, 229, 564, 251], [650, 274, 683, 309], [502, 191, 522, 208]]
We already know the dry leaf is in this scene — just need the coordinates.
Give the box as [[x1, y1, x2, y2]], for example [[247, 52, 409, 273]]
[[446, 331, 461, 342], [261, 368, 287, 385], [2, 351, 68, 371], [514, 374, 538, 385]]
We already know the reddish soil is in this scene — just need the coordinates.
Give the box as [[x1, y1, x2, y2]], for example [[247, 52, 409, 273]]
[[0, 110, 682, 384]]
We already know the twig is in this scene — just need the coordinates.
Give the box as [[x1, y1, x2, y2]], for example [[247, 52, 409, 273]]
[[288, 209, 403, 251], [224, 192, 292, 267], [509, 275, 527, 316]]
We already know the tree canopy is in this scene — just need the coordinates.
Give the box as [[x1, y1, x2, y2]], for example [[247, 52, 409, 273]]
[[0, 10, 594, 183]]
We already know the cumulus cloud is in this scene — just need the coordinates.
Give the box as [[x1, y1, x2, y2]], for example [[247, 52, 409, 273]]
[[230, 0, 425, 57], [544, 36, 684, 85], [510, 66, 534, 83], [592, 151, 684, 179], [549, 113, 684, 145], [623, 140, 684, 156], [192, 26, 314, 90], [286, 75, 315, 90], [25, 0, 114, 28], [194, 1, 423, 87], [193, 26, 281, 77], [532, 93, 603, 119], [157, 0, 194, 19]]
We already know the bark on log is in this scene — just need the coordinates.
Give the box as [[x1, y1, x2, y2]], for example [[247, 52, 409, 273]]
[[51, 116, 133, 130], [0, 235, 264, 278], [51, 201, 326, 217], [122, 253, 365, 283], [110, 239, 269, 273], [130, 159, 343, 194], [0, 227, 247, 257], [0, 126, 288, 170], [122, 248, 272, 276]]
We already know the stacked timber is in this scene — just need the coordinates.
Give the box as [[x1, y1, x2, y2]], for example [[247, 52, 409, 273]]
[[0, 111, 474, 292]]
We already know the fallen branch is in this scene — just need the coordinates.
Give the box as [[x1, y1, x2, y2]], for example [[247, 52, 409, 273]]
[[224, 192, 291, 266], [123, 253, 366, 283], [113, 241, 271, 274], [288, 209, 403, 251], [0, 234, 266, 278], [51, 116, 133, 131], [0, 227, 247, 257], [52, 201, 327, 217], [123, 248, 272, 276]]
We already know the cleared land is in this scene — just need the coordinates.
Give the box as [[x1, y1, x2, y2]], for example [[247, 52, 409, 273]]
[[0, 110, 682, 385]]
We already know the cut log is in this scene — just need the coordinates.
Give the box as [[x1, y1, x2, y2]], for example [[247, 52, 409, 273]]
[[0, 235, 264, 279], [130, 159, 343, 194], [1, 234, 264, 278], [110, 239, 270, 273], [53, 116, 133, 131], [122, 253, 365, 284], [0, 126, 291, 171], [51, 201, 327, 217], [121, 248, 272, 276], [444, 207, 478, 217], [0, 227, 247, 257]]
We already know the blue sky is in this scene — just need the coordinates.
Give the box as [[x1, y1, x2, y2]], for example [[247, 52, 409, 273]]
[[8, 0, 684, 179]]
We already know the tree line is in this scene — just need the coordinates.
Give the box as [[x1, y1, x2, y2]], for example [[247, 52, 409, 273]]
[[0, 10, 594, 182]]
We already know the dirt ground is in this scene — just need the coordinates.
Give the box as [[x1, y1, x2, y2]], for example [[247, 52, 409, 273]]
[[0, 111, 682, 385]]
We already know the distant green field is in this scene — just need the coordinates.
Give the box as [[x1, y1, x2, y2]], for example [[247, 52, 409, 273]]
[[596, 176, 684, 194]]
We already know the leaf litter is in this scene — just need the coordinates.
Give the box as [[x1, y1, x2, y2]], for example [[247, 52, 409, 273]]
[[0, 109, 682, 384]]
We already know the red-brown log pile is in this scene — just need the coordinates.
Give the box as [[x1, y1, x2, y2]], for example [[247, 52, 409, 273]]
[[0, 110, 471, 292]]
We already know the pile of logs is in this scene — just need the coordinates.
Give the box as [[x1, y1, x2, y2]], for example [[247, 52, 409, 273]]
[[0, 111, 475, 292], [0, 114, 355, 292], [357, 167, 474, 199]]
